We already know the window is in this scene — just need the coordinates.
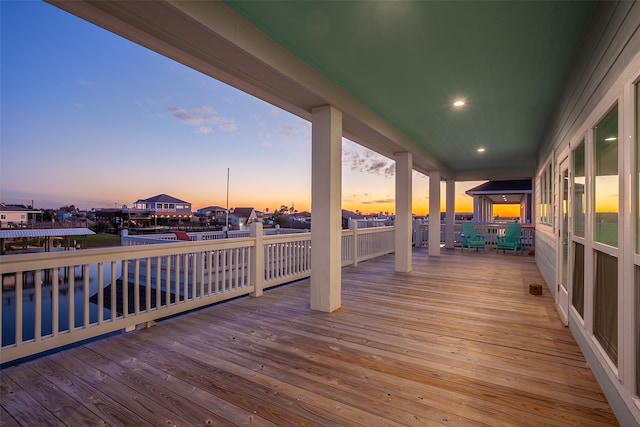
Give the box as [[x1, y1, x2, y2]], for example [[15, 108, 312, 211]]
[[572, 242, 585, 318], [594, 106, 618, 247], [574, 141, 586, 237], [539, 161, 553, 225], [594, 250, 618, 365]]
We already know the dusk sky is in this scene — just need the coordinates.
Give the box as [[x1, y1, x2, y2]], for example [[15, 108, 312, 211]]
[[1, 1, 501, 216]]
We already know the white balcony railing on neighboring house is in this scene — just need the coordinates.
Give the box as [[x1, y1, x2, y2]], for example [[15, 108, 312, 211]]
[[0, 223, 394, 364]]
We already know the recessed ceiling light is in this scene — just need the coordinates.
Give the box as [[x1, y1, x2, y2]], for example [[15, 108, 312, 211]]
[[453, 100, 465, 107], [477, 147, 485, 153]]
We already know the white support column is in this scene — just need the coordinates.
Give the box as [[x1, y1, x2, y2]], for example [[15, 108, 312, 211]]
[[310, 105, 342, 313], [483, 198, 489, 222], [429, 171, 441, 256], [445, 179, 455, 248], [395, 152, 412, 273], [250, 222, 264, 297], [473, 196, 481, 223]]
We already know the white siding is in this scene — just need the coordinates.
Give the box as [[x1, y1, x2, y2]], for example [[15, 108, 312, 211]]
[[535, 2, 640, 425], [535, 226, 557, 298]]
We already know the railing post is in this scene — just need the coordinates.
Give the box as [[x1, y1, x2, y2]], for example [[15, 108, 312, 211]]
[[250, 222, 264, 297], [349, 220, 359, 266], [192, 232, 204, 288]]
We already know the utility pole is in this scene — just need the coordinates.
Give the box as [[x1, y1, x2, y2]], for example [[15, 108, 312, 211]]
[[225, 168, 230, 237]]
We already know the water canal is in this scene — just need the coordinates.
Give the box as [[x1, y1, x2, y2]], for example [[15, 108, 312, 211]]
[[2, 263, 121, 347]]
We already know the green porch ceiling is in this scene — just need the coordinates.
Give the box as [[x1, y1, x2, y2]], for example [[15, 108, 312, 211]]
[[226, 1, 596, 177]]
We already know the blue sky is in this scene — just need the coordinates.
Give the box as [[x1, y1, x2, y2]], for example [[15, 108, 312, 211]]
[[1, 1, 483, 215]]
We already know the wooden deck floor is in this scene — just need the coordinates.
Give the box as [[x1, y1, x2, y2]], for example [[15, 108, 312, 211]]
[[1, 248, 618, 426]]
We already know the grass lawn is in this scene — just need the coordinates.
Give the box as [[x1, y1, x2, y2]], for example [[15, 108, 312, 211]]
[[85, 233, 121, 248]]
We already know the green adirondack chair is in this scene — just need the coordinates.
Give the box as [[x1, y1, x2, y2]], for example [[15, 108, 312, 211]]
[[496, 223, 524, 255], [461, 222, 486, 252]]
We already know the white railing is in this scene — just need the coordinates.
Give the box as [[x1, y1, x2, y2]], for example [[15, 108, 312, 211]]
[[263, 233, 311, 288], [0, 223, 393, 363], [341, 225, 395, 266], [120, 227, 308, 246], [413, 221, 534, 249]]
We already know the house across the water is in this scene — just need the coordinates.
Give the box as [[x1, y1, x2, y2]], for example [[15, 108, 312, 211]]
[[0, 204, 39, 229], [125, 194, 193, 227]]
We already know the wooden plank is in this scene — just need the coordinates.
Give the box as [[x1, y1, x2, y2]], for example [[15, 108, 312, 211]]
[[82, 339, 281, 427], [0, 249, 618, 426], [171, 306, 612, 426], [159, 316, 511, 426], [0, 405, 20, 427], [27, 356, 155, 427], [45, 350, 189, 426], [87, 334, 375, 427], [2, 364, 105, 426], [67, 347, 239, 427], [225, 296, 606, 396], [0, 371, 65, 426]]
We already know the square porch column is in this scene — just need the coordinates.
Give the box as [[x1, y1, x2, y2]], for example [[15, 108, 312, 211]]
[[429, 170, 441, 256], [310, 105, 342, 313], [473, 196, 481, 223], [445, 179, 455, 248], [395, 152, 412, 273]]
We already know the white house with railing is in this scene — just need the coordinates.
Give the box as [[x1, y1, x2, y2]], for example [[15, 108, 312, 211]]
[[0, 205, 39, 229], [194, 205, 227, 225], [126, 194, 193, 227], [228, 207, 258, 230]]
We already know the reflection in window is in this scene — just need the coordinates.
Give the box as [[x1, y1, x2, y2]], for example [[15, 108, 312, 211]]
[[572, 242, 584, 318], [539, 168, 546, 221], [573, 141, 586, 237], [594, 251, 618, 365], [594, 106, 618, 247], [539, 162, 553, 225]]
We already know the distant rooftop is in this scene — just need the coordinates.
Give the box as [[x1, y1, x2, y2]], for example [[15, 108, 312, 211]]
[[198, 205, 226, 211], [0, 228, 95, 239], [135, 194, 189, 204], [0, 205, 40, 213], [231, 207, 255, 218], [466, 180, 532, 194]]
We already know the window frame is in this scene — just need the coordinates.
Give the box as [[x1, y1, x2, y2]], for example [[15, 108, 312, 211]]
[[538, 158, 554, 226]]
